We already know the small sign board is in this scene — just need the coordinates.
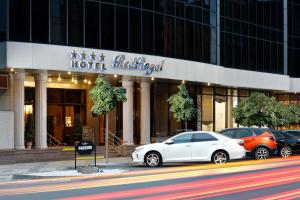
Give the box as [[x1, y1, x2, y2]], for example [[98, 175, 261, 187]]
[[76, 141, 95, 155], [75, 141, 96, 170]]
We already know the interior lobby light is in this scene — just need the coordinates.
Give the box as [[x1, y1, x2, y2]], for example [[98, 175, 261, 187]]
[[71, 76, 74, 82], [10, 68, 14, 72], [151, 77, 155, 81], [58, 74, 61, 81], [48, 77, 52, 82], [114, 74, 118, 78], [88, 80, 91, 85], [68, 71, 71, 75], [207, 82, 211, 86], [84, 77, 87, 83], [182, 80, 185, 84]]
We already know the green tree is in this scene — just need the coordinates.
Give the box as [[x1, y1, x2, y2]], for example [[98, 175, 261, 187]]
[[286, 104, 300, 125], [73, 113, 82, 142], [90, 76, 127, 161], [167, 84, 196, 131], [233, 92, 292, 128]]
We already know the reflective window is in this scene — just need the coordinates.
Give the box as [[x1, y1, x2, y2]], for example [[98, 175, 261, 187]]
[[237, 130, 254, 138], [129, 8, 141, 52], [68, 0, 83, 46], [9, 0, 30, 41], [50, 0, 66, 45], [172, 133, 193, 144], [142, 11, 154, 54], [193, 133, 218, 142], [32, 0, 49, 43], [101, 3, 114, 50], [0, 0, 6, 41], [116, 6, 129, 51], [85, 1, 100, 48]]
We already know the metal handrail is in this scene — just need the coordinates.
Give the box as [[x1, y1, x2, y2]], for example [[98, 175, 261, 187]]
[[47, 133, 64, 148], [100, 128, 127, 157]]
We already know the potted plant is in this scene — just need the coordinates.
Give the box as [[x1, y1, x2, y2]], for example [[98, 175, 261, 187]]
[[73, 113, 82, 146], [25, 113, 34, 149]]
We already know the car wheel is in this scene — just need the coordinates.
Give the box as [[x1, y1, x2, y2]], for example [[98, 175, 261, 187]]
[[254, 147, 270, 160], [145, 152, 162, 167], [212, 151, 228, 164], [280, 146, 292, 158]]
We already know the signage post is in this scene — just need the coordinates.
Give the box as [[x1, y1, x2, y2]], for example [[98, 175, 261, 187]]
[[75, 141, 96, 170]]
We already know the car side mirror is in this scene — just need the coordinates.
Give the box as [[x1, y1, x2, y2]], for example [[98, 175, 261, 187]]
[[165, 140, 174, 145]]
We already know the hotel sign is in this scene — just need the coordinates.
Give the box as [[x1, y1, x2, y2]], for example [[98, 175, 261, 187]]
[[69, 50, 164, 75]]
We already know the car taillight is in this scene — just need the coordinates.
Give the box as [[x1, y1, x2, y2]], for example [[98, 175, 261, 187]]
[[237, 140, 244, 146], [268, 136, 275, 140]]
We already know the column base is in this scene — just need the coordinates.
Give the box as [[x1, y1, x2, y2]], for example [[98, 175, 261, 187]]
[[15, 146, 25, 150]]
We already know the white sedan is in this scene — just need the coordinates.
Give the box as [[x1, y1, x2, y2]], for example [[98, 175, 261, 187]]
[[132, 131, 246, 167]]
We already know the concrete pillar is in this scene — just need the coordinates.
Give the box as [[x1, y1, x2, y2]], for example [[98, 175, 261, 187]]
[[34, 71, 48, 149], [122, 77, 134, 145], [140, 80, 151, 144], [13, 71, 25, 150]]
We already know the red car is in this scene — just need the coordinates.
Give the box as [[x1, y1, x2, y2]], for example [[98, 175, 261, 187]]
[[219, 128, 277, 159]]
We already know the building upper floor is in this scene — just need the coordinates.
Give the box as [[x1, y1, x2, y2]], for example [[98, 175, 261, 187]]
[[0, 0, 300, 77]]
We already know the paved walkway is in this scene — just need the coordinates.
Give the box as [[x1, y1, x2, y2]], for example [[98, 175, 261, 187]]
[[0, 157, 132, 181]]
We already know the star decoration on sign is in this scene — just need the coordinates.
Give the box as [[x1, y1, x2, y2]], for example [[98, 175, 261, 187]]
[[98, 53, 105, 62], [88, 52, 96, 61], [79, 51, 87, 60], [70, 50, 77, 59]]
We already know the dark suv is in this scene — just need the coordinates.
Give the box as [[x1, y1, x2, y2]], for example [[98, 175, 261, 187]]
[[219, 128, 277, 160]]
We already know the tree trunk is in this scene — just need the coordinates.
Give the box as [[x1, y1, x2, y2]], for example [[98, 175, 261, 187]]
[[105, 114, 109, 164], [185, 120, 188, 131]]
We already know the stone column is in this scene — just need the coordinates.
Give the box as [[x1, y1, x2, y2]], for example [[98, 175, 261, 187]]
[[122, 77, 134, 145], [34, 71, 48, 149], [14, 71, 25, 150], [140, 79, 151, 144]]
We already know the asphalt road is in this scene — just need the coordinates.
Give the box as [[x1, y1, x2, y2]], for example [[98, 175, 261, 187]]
[[1, 156, 300, 200]]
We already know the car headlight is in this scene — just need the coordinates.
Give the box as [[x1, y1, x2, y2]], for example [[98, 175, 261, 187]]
[[135, 148, 144, 153]]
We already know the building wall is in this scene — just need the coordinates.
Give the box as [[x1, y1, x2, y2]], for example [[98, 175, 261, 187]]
[[0, 111, 14, 149]]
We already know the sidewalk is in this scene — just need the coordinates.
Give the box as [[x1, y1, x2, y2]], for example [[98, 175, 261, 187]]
[[0, 157, 132, 181]]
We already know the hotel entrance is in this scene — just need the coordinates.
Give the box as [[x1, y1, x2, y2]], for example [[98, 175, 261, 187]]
[[25, 87, 87, 146]]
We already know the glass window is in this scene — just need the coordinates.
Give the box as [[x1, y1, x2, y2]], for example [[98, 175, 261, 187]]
[[9, 0, 30, 42], [237, 130, 254, 138], [195, 23, 203, 61], [184, 21, 194, 60], [130, 0, 141, 8], [172, 133, 193, 144], [221, 130, 237, 138], [85, 1, 100, 48], [154, 0, 164, 13], [142, 11, 154, 54], [116, 6, 128, 51], [0, 0, 6, 41], [193, 133, 218, 142], [31, 0, 49, 43], [154, 14, 164, 56], [50, 0, 67, 45], [116, 0, 128, 6], [287, 131, 300, 137], [165, 0, 174, 15], [165, 16, 175, 57], [129, 8, 141, 52], [176, 19, 184, 58], [68, 0, 83, 46], [101, 3, 115, 50], [142, 0, 153, 10]]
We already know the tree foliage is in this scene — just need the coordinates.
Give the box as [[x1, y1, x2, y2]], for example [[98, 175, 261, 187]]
[[90, 76, 127, 116], [233, 92, 300, 127], [167, 84, 196, 130]]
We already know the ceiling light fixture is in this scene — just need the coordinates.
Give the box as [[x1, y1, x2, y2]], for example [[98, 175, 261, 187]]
[[58, 74, 61, 81]]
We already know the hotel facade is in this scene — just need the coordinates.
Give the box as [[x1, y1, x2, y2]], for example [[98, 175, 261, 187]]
[[0, 0, 300, 150]]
